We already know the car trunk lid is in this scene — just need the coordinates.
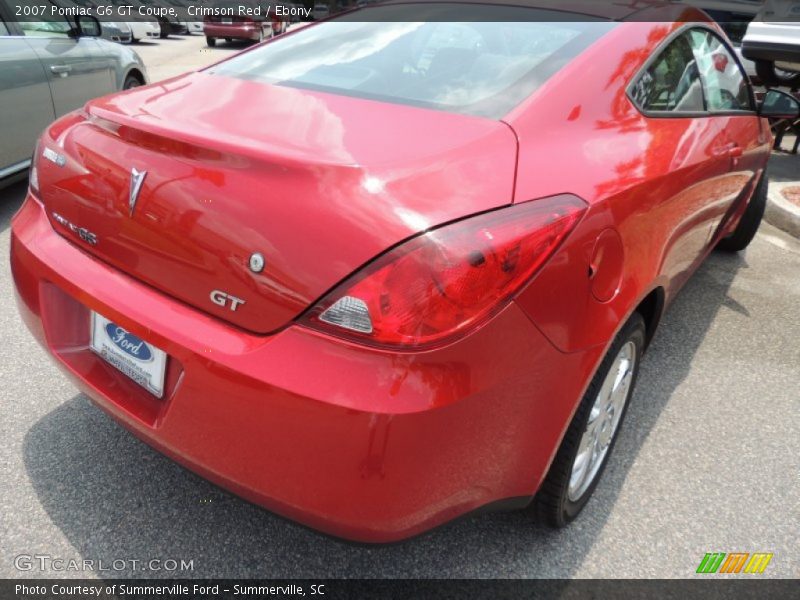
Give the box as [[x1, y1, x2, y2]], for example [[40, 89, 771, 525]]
[[37, 72, 518, 334]]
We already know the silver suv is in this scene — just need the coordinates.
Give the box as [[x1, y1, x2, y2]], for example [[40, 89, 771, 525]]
[[0, 2, 148, 181], [742, 0, 800, 87]]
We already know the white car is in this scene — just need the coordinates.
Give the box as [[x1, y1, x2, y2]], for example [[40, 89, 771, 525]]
[[312, 3, 330, 19], [68, 0, 160, 42], [742, 0, 800, 86], [127, 19, 162, 41]]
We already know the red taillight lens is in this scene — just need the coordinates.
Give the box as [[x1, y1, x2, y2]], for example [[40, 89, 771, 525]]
[[302, 195, 587, 349]]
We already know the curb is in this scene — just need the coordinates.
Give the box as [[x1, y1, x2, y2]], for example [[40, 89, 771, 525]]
[[765, 183, 800, 239]]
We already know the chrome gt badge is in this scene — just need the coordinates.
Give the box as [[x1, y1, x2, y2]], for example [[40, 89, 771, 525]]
[[210, 290, 246, 312], [129, 168, 147, 216]]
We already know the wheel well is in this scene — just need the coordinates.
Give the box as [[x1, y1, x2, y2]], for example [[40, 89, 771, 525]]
[[125, 69, 145, 86], [635, 287, 665, 349]]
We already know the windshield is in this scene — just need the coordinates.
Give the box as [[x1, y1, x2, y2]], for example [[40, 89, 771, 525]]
[[208, 4, 617, 118]]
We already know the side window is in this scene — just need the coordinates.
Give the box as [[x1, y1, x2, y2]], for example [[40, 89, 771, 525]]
[[630, 33, 705, 113], [688, 30, 752, 112], [13, 0, 72, 38], [19, 20, 72, 38]]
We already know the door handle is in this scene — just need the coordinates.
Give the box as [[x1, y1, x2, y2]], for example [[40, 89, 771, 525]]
[[50, 64, 72, 75], [714, 143, 743, 160], [727, 144, 743, 159]]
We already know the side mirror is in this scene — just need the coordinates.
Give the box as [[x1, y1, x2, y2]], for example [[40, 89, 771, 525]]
[[758, 89, 800, 120], [76, 15, 101, 38]]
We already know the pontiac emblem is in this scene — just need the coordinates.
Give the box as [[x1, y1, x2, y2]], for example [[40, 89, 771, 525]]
[[129, 168, 147, 216]]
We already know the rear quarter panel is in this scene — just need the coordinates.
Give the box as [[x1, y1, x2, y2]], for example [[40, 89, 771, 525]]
[[507, 20, 771, 353]]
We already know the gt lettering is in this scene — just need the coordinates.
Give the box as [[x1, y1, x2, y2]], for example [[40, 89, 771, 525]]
[[210, 290, 246, 312]]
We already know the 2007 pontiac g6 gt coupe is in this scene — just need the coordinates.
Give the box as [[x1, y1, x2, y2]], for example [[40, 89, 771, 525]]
[[11, 1, 800, 542]]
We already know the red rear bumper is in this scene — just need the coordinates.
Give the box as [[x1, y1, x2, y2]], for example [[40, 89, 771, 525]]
[[10, 194, 598, 542], [203, 22, 262, 40]]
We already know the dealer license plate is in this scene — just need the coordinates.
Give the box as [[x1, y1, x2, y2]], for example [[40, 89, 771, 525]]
[[90, 312, 167, 398]]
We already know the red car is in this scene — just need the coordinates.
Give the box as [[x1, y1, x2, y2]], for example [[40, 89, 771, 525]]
[[11, 2, 800, 542], [203, 0, 284, 46]]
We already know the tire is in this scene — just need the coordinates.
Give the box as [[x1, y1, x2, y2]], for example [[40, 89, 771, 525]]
[[122, 75, 141, 90], [717, 169, 768, 252], [206, 36, 216, 47], [755, 60, 800, 88], [532, 313, 645, 528]]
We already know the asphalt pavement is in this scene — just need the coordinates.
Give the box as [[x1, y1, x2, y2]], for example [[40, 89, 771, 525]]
[[0, 34, 798, 579], [131, 35, 242, 83]]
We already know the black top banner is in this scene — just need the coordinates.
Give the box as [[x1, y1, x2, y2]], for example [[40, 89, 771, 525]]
[[1, 0, 798, 24]]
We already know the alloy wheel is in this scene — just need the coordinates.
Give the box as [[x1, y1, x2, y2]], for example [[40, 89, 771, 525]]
[[567, 341, 636, 501]]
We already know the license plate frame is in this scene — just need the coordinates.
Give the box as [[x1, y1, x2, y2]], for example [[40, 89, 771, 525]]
[[89, 312, 168, 398]]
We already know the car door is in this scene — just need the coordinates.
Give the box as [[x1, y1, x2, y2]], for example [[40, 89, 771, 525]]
[[628, 29, 736, 288], [0, 12, 56, 174], [14, 2, 117, 118], [687, 28, 767, 239]]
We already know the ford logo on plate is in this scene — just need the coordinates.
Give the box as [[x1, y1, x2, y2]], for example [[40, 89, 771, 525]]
[[105, 324, 153, 362]]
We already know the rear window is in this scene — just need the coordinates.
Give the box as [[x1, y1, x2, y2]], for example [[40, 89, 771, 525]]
[[208, 4, 617, 118]]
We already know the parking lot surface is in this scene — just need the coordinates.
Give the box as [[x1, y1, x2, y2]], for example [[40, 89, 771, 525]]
[[132, 34, 245, 83], [1, 35, 798, 579]]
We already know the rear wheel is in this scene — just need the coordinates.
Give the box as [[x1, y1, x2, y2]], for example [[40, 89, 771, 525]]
[[717, 169, 768, 252], [122, 75, 141, 90], [206, 36, 216, 47], [532, 313, 645, 527], [755, 60, 800, 88]]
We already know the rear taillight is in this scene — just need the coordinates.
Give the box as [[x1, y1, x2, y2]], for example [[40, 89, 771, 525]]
[[301, 195, 587, 349]]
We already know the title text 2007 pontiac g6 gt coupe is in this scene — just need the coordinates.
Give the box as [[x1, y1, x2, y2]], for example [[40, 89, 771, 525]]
[[11, 1, 800, 542]]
